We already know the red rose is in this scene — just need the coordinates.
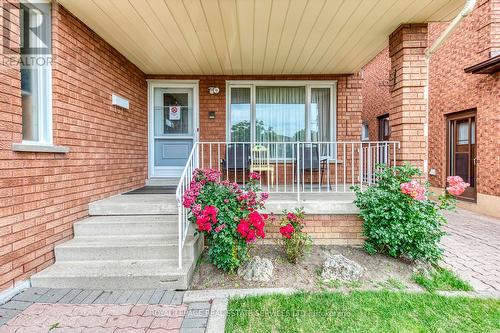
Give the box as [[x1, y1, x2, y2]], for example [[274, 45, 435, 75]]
[[246, 229, 256, 243], [279, 223, 295, 239], [237, 220, 250, 237]]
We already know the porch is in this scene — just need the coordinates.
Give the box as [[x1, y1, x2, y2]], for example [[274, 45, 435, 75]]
[[22, 0, 465, 292]]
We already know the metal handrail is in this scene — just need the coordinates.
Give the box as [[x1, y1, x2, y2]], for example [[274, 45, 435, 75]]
[[175, 142, 199, 269]]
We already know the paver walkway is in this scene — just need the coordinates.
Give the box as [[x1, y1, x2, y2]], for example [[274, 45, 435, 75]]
[[441, 209, 500, 292], [0, 288, 210, 333]]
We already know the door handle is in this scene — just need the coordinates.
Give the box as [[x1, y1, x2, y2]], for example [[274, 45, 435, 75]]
[[473, 158, 476, 165]]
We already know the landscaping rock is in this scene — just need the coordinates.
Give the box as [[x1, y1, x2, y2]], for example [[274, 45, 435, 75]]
[[321, 255, 364, 282], [238, 256, 274, 282]]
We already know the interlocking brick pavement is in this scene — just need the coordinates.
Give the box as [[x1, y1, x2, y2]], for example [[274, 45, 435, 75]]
[[0, 289, 211, 332], [441, 209, 500, 292], [0, 303, 186, 332]]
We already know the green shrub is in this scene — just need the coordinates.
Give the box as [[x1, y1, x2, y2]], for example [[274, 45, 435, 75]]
[[352, 164, 457, 263]]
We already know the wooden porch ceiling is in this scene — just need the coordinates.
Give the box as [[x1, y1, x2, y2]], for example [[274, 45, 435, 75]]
[[58, 0, 464, 75]]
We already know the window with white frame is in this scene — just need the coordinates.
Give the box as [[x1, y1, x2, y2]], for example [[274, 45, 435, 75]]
[[20, 1, 52, 144], [361, 122, 369, 141], [227, 82, 336, 145]]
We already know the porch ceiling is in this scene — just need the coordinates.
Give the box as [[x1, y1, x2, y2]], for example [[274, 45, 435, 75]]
[[58, 0, 464, 75]]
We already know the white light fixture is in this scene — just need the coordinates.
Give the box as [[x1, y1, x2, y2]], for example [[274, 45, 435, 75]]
[[208, 87, 220, 95], [112, 93, 129, 109]]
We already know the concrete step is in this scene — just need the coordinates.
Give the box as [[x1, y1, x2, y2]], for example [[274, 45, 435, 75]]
[[31, 259, 196, 290], [265, 192, 358, 214], [74, 215, 177, 237], [54, 234, 203, 262], [89, 194, 178, 216], [146, 178, 179, 187]]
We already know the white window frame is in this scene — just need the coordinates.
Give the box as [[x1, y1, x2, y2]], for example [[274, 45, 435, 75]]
[[20, 0, 53, 146], [226, 80, 337, 143], [361, 122, 369, 141]]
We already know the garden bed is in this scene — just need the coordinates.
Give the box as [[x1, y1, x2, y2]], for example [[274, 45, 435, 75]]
[[190, 245, 422, 291]]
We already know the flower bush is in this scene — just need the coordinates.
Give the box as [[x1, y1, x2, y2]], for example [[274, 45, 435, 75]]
[[352, 164, 469, 263], [183, 169, 269, 272], [277, 208, 312, 264]]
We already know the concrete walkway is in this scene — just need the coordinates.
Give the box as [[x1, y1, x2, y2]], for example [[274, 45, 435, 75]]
[[441, 209, 500, 292], [0, 287, 296, 333], [0, 288, 210, 333]]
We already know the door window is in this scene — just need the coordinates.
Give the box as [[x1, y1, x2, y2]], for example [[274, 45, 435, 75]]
[[447, 110, 477, 201]]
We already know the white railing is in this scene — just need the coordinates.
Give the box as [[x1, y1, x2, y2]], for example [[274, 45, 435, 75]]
[[175, 143, 199, 269], [175, 141, 399, 268]]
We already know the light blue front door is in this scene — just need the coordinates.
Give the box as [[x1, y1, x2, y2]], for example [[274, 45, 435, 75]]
[[152, 87, 195, 178]]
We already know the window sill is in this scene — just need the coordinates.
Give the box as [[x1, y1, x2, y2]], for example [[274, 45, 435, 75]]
[[12, 143, 70, 154]]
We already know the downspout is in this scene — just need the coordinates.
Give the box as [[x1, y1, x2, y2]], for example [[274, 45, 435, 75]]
[[423, 0, 476, 179]]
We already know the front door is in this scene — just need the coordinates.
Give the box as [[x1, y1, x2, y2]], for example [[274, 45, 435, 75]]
[[447, 110, 476, 201], [149, 83, 198, 178]]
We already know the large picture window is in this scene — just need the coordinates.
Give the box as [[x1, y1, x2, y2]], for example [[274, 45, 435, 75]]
[[227, 82, 336, 145]]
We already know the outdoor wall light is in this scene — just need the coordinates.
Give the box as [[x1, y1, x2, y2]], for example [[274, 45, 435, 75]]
[[208, 86, 220, 95], [208, 111, 216, 119]]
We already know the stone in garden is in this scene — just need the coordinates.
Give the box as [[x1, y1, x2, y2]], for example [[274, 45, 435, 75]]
[[321, 255, 364, 282], [237, 256, 274, 282]]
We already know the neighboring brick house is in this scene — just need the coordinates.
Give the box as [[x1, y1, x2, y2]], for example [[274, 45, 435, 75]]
[[0, 0, 479, 295], [362, 0, 500, 217]]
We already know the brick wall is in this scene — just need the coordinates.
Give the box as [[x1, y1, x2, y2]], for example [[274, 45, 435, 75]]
[[489, 0, 500, 56], [264, 214, 364, 246], [361, 47, 391, 140], [388, 24, 428, 171], [361, 1, 499, 198], [0, 3, 148, 291], [428, 0, 500, 196]]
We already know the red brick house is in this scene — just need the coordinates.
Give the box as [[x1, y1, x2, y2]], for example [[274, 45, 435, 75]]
[[361, 0, 499, 217], [0, 0, 493, 297]]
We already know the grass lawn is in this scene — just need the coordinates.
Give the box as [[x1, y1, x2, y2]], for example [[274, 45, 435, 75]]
[[225, 291, 500, 333], [413, 267, 473, 292]]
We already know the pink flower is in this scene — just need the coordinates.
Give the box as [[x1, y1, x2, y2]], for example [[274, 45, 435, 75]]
[[249, 172, 261, 180], [203, 205, 218, 224], [287, 212, 298, 222], [446, 176, 469, 196], [196, 215, 212, 232], [261, 192, 269, 200], [192, 204, 202, 217], [400, 180, 426, 201], [214, 224, 226, 233]]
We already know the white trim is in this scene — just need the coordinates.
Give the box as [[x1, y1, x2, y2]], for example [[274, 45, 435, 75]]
[[12, 142, 69, 153], [147, 80, 199, 179], [0, 280, 30, 305], [361, 122, 370, 141], [226, 80, 337, 143], [226, 80, 337, 86]]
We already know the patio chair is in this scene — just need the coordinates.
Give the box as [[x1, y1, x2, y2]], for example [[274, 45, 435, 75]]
[[297, 143, 327, 187], [221, 143, 250, 181], [250, 144, 274, 186]]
